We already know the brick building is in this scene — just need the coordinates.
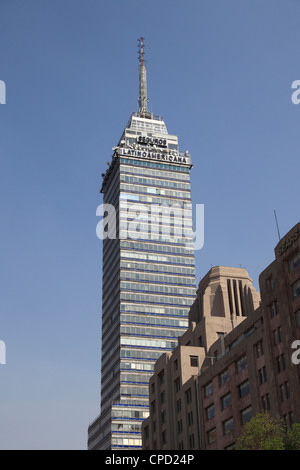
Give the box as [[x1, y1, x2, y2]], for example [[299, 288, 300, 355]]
[[142, 223, 300, 450]]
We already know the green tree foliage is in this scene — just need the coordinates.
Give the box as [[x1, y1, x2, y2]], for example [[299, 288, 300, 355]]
[[235, 411, 286, 450], [285, 423, 300, 450]]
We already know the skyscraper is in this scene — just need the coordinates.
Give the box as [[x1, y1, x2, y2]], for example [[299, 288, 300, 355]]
[[88, 39, 196, 450]]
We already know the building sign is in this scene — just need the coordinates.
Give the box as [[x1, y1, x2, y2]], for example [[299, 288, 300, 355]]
[[277, 229, 299, 256], [119, 147, 189, 165], [137, 136, 167, 147]]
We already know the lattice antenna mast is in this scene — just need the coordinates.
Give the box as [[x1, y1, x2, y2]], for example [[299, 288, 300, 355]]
[[137, 37, 151, 117]]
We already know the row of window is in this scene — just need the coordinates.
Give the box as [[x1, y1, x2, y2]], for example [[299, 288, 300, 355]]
[[120, 372, 152, 384], [119, 206, 193, 227], [120, 325, 185, 340], [120, 260, 196, 277], [120, 270, 195, 286], [120, 385, 148, 397], [269, 302, 299, 327], [120, 174, 191, 191], [121, 361, 154, 372], [205, 380, 250, 420], [120, 192, 191, 207], [111, 437, 142, 448], [207, 406, 252, 445], [121, 348, 168, 361], [204, 356, 248, 397], [120, 183, 191, 201], [111, 408, 149, 420], [292, 278, 300, 298], [120, 164, 190, 182], [120, 157, 190, 174], [120, 232, 194, 247], [120, 281, 195, 297], [120, 336, 177, 350], [120, 302, 190, 317], [121, 249, 196, 266], [120, 240, 194, 256], [112, 423, 140, 433], [289, 251, 300, 272], [121, 314, 188, 329], [120, 231, 194, 247], [120, 291, 194, 307]]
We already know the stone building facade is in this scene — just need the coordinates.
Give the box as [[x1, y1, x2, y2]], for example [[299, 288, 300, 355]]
[[142, 223, 300, 450]]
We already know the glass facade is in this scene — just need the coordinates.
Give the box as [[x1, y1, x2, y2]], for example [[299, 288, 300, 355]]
[[90, 113, 196, 449]]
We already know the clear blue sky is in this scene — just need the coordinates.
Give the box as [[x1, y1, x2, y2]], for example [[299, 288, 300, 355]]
[[0, 0, 299, 449]]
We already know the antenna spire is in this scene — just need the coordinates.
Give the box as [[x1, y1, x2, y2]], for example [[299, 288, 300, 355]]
[[137, 37, 151, 117]]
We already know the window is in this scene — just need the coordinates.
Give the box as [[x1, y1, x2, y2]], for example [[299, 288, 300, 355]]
[[281, 354, 287, 370], [266, 276, 274, 291], [174, 377, 180, 393], [280, 384, 285, 401], [237, 356, 247, 372], [221, 392, 232, 409], [220, 369, 229, 385], [295, 309, 300, 327], [258, 366, 267, 384], [256, 341, 264, 358], [151, 401, 156, 413], [292, 279, 300, 299], [151, 383, 155, 394], [207, 428, 217, 445], [176, 398, 181, 413], [206, 404, 215, 420], [162, 430, 167, 444], [158, 370, 165, 385], [276, 356, 282, 373], [270, 301, 280, 318], [185, 388, 192, 405], [160, 390, 165, 404], [190, 356, 198, 367], [241, 406, 252, 425], [161, 410, 166, 424], [273, 326, 282, 345], [189, 434, 195, 449], [289, 252, 300, 272], [239, 380, 250, 398], [277, 354, 286, 373], [188, 411, 193, 426], [280, 382, 290, 402], [177, 420, 182, 434], [262, 394, 270, 411], [286, 381, 290, 398], [223, 417, 234, 435], [205, 382, 213, 397], [144, 425, 149, 440], [174, 359, 178, 371]]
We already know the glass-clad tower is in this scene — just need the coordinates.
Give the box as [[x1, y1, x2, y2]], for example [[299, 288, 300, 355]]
[[88, 39, 196, 450]]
